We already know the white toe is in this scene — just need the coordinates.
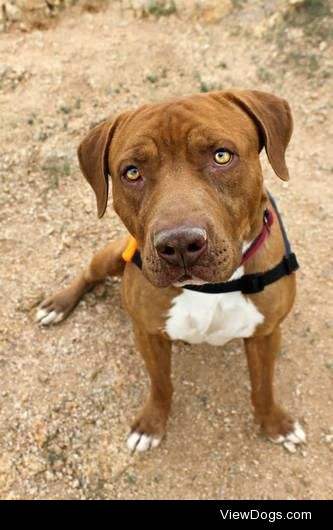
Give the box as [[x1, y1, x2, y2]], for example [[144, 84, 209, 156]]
[[293, 421, 306, 443], [127, 431, 161, 453], [36, 308, 64, 325], [136, 434, 153, 452], [53, 312, 65, 323], [270, 434, 285, 444], [151, 437, 161, 449], [41, 310, 58, 325], [269, 421, 305, 451], [283, 441, 297, 453], [36, 308, 48, 322], [286, 432, 301, 445], [286, 422, 306, 445], [127, 432, 141, 452]]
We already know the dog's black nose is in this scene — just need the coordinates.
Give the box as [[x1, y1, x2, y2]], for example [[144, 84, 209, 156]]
[[154, 226, 208, 268]]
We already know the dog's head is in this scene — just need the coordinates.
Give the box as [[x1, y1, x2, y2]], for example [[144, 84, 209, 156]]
[[78, 90, 292, 287]]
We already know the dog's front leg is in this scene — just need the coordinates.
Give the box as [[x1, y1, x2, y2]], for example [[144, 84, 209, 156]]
[[36, 237, 128, 325], [127, 325, 173, 452], [244, 326, 305, 448]]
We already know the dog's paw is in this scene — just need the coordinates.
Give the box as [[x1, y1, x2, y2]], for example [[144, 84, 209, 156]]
[[36, 286, 81, 326], [127, 399, 169, 453], [127, 431, 162, 453], [269, 421, 306, 453], [36, 306, 65, 325]]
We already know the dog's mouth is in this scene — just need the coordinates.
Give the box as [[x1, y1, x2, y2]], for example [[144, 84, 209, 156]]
[[143, 255, 237, 288], [172, 273, 208, 287]]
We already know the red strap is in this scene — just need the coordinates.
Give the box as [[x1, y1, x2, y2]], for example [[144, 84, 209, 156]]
[[240, 209, 274, 266]]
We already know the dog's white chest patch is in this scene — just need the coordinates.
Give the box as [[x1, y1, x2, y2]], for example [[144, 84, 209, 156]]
[[165, 268, 264, 346]]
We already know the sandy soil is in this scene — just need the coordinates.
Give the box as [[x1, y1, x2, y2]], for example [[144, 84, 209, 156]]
[[0, 0, 333, 499]]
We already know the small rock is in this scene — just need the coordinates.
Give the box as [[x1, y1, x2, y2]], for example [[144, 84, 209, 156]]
[[71, 478, 80, 488], [38, 373, 50, 384], [267, 12, 282, 29], [289, 0, 304, 6], [252, 23, 266, 38], [3, 2, 22, 22], [16, 0, 45, 10], [45, 470, 55, 481], [94, 284, 106, 298], [23, 454, 46, 475]]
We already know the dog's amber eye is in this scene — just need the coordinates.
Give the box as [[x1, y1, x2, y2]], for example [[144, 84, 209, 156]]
[[214, 150, 232, 165], [125, 167, 141, 181]]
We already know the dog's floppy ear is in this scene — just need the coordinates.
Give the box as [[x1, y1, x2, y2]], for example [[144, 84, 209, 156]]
[[78, 113, 128, 217], [224, 89, 293, 181]]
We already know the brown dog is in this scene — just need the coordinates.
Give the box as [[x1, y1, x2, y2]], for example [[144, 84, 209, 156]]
[[37, 89, 305, 452]]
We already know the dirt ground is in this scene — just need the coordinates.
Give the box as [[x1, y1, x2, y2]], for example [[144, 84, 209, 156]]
[[0, 0, 333, 500]]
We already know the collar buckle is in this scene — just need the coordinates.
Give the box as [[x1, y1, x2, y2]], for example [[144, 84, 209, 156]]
[[263, 208, 273, 234]]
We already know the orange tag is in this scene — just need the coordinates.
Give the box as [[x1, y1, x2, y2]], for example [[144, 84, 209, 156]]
[[122, 236, 138, 262]]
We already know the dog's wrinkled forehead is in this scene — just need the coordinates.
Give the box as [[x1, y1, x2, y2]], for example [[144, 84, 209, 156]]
[[110, 95, 259, 163], [78, 89, 292, 217]]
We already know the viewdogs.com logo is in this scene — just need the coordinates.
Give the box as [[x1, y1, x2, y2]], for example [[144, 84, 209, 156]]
[[220, 510, 311, 523]]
